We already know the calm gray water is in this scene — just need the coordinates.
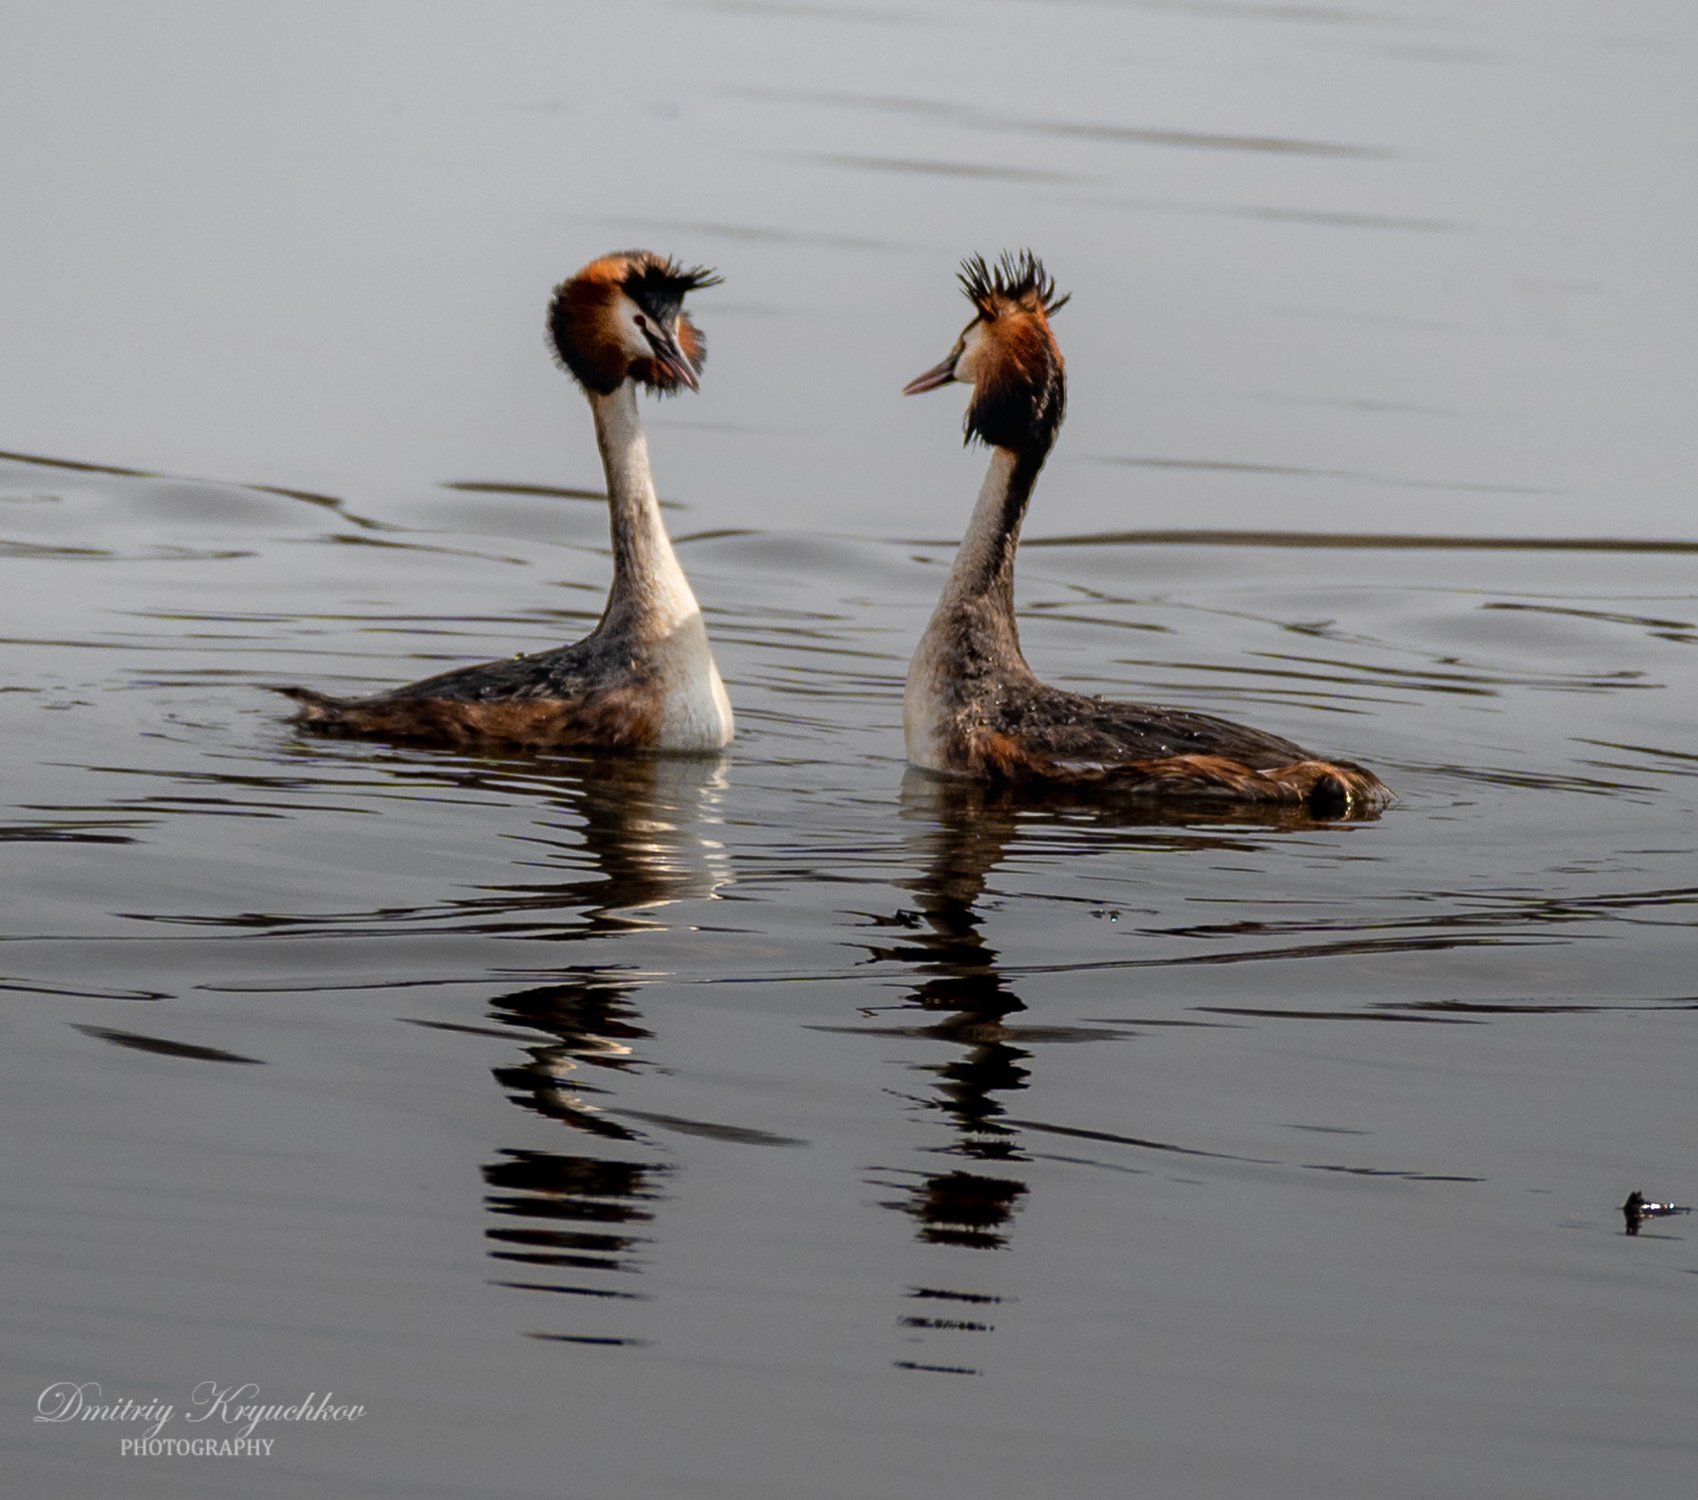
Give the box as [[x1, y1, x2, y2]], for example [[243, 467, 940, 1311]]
[[4, 2, 1696, 1497]]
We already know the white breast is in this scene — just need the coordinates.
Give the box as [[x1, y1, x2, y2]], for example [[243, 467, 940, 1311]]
[[654, 609, 734, 752]]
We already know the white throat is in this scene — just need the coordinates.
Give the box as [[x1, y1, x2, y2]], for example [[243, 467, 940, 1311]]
[[592, 382, 702, 636], [588, 382, 733, 751]]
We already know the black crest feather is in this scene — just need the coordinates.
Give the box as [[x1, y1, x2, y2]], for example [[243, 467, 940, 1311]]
[[617, 251, 724, 322], [958, 250, 1070, 319]]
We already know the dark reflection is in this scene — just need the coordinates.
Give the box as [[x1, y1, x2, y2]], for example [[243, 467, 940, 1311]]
[[857, 779, 1058, 1373], [865, 773, 1350, 1162], [866, 786, 1033, 1164], [491, 971, 652, 1140], [440, 754, 731, 1339], [889, 1170, 1028, 1252], [864, 776, 1399, 1373], [484, 1148, 666, 1309]]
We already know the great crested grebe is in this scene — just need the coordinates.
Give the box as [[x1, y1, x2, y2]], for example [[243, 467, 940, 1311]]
[[282, 250, 733, 753], [902, 252, 1391, 814]]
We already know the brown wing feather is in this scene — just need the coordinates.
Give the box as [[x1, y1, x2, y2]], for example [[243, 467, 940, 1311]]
[[279, 684, 662, 749], [278, 637, 665, 750], [954, 685, 1391, 813]]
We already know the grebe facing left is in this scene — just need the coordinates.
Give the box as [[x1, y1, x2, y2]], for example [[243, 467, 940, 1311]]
[[282, 250, 733, 753], [902, 252, 1391, 815]]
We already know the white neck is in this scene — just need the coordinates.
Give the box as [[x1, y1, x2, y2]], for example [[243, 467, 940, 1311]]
[[586, 381, 733, 751], [591, 382, 702, 638]]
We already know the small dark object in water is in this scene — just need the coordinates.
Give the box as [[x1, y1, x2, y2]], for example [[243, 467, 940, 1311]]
[[1623, 1190, 1692, 1235]]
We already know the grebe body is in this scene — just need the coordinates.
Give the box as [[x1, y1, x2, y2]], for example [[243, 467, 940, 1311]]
[[903, 253, 1390, 814], [283, 251, 732, 754]]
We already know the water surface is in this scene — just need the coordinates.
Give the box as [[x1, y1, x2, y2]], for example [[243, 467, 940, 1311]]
[[4, 3, 1696, 1498]]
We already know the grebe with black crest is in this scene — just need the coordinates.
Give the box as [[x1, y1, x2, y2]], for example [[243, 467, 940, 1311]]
[[902, 252, 1390, 815]]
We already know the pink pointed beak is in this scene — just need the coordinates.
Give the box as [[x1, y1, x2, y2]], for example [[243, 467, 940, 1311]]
[[644, 326, 700, 392], [902, 355, 958, 396]]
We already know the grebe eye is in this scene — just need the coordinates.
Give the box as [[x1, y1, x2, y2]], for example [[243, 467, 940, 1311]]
[[633, 312, 648, 329]]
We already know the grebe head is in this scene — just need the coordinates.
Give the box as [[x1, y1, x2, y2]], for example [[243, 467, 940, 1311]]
[[548, 250, 722, 397], [904, 250, 1069, 453]]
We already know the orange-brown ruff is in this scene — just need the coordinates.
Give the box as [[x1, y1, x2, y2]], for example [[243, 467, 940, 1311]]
[[902, 252, 1391, 815], [281, 251, 733, 753]]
